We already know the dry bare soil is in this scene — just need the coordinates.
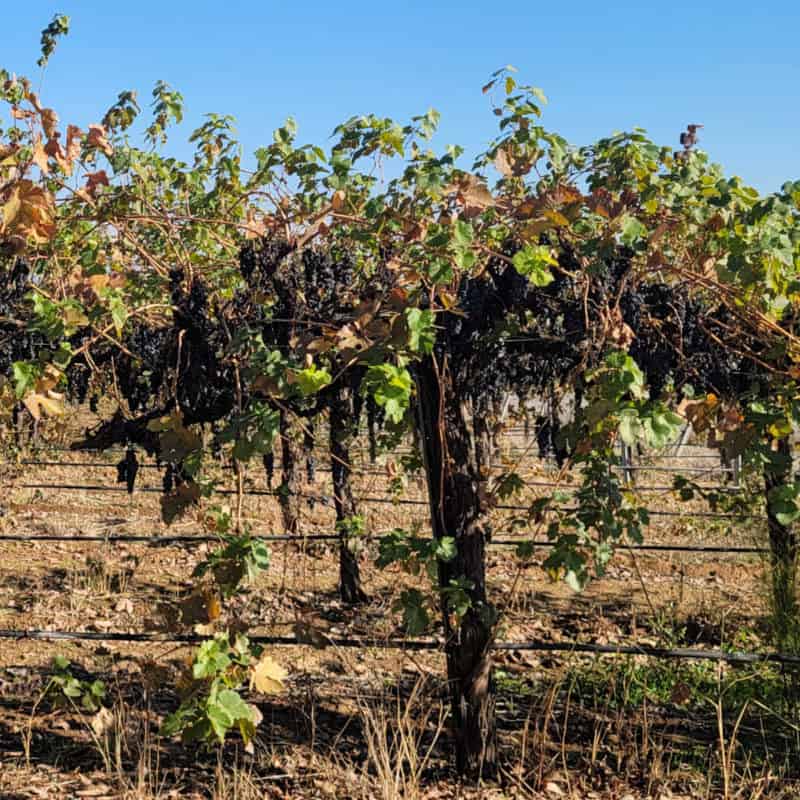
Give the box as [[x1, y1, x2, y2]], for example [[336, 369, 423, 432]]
[[1, 433, 797, 799]]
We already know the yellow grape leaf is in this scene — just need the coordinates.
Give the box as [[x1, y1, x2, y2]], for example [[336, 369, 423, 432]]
[[544, 209, 570, 227], [22, 391, 64, 421], [88, 274, 110, 295], [250, 654, 288, 695]]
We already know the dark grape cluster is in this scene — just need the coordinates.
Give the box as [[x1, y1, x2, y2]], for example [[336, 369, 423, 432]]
[[0, 259, 49, 376], [76, 266, 234, 453], [432, 234, 773, 462], [78, 238, 384, 475]]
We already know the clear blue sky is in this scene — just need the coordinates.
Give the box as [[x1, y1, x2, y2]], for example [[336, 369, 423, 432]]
[[3, 1, 798, 192]]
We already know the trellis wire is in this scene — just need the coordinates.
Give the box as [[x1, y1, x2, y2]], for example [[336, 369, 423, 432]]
[[14, 482, 765, 520], [19, 459, 741, 493], [0, 531, 768, 554], [1, 628, 798, 665]]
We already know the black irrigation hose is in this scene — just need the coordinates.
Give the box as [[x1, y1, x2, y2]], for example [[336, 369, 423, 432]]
[[0, 533, 341, 545], [612, 465, 734, 473], [14, 483, 766, 520], [0, 532, 769, 555], [2, 628, 799, 665], [20, 460, 395, 478]]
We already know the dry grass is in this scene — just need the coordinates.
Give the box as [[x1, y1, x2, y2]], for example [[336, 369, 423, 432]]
[[1, 433, 798, 798]]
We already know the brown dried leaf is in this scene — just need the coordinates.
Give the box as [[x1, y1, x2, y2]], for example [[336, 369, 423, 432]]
[[32, 137, 50, 174], [0, 143, 19, 165], [244, 207, 267, 239], [331, 189, 346, 212], [39, 108, 59, 139], [65, 124, 84, 164], [494, 147, 513, 178], [1, 186, 21, 229], [44, 136, 74, 174], [22, 391, 64, 421], [160, 481, 201, 525], [27, 91, 43, 113], [178, 589, 219, 626], [84, 170, 110, 197], [444, 173, 494, 217], [90, 707, 115, 737], [86, 123, 113, 156], [13, 180, 56, 243]]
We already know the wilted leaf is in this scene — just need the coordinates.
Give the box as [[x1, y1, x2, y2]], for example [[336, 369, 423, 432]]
[[32, 137, 50, 174], [250, 654, 288, 694], [65, 124, 83, 164], [2, 187, 21, 228], [178, 589, 220, 626], [331, 189, 346, 211], [84, 170, 110, 197], [40, 108, 59, 139], [5, 180, 56, 244], [90, 706, 115, 737], [22, 390, 64, 420], [446, 174, 494, 216], [86, 124, 113, 156]]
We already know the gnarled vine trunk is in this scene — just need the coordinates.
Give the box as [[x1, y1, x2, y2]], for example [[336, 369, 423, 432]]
[[329, 383, 368, 604], [414, 355, 496, 780], [279, 411, 303, 534], [764, 437, 797, 646]]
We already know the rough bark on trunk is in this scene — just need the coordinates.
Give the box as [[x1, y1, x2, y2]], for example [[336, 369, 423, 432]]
[[279, 411, 303, 535], [366, 397, 378, 463], [765, 437, 797, 646], [330, 386, 368, 605], [474, 399, 493, 483], [414, 355, 497, 780], [304, 422, 316, 484]]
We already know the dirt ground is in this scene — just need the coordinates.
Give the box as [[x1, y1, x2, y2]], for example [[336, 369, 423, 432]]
[[0, 430, 797, 799]]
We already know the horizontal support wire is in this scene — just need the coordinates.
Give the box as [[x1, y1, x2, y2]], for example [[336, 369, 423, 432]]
[[19, 462, 738, 494], [19, 460, 394, 478], [0, 628, 797, 665], [0, 532, 768, 555], [13, 483, 764, 519]]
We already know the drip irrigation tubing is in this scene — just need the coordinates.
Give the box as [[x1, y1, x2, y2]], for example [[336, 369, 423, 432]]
[[0, 531, 768, 554], [20, 460, 394, 478], [1, 628, 799, 665]]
